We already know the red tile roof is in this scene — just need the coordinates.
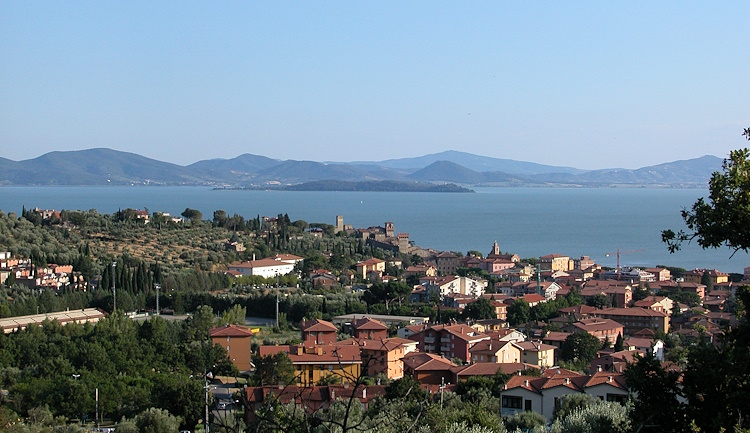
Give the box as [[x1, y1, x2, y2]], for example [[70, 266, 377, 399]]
[[403, 352, 457, 371], [209, 324, 256, 338], [301, 319, 338, 332], [259, 344, 361, 364], [585, 372, 627, 389], [514, 341, 556, 352], [352, 317, 388, 331]]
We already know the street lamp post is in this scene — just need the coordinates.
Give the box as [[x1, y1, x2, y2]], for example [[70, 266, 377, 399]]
[[205, 377, 210, 433], [111, 262, 117, 311], [72, 374, 81, 425], [154, 283, 161, 315]]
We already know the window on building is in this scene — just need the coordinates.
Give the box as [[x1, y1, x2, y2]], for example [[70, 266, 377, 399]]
[[606, 393, 628, 404], [501, 396, 522, 409]]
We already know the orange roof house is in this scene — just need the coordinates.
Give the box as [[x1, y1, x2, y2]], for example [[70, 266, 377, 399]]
[[469, 339, 521, 364], [259, 344, 362, 386], [500, 371, 628, 419], [335, 337, 417, 380], [514, 341, 556, 367], [355, 258, 386, 280], [210, 324, 257, 372], [351, 317, 388, 340], [301, 319, 338, 345], [564, 318, 624, 345], [403, 352, 457, 385]]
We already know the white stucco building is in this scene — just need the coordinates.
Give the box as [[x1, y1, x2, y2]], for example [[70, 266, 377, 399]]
[[227, 254, 303, 279]]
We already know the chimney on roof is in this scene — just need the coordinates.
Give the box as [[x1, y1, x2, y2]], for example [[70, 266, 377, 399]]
[[524, 380, 529, 387], [565, 377, 570, 384], [362, 388, 367, 399], [608, 376, 613, 382], [597, 365, 602, 372]]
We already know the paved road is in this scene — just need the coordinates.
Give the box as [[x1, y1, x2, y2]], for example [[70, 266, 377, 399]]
[[244, 316, 275, 326]]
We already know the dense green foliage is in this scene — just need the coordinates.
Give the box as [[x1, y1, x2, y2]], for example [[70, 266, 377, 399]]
[[0, 311, 235, 429], [663, 128, 750, 256], [560, 332, 602, 371]]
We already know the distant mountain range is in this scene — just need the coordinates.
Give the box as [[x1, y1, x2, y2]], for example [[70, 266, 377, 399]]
[[0, 148, 723, 188]]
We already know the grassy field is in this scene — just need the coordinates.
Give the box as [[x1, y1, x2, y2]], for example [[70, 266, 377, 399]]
[[254, 326, 302, 345]]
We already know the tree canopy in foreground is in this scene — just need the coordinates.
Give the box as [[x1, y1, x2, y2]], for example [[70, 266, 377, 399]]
[[662, 127, 750, 256]]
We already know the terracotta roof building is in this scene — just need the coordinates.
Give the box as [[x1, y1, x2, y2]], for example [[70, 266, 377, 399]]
[[500, 371, 628, 419], [258, 344, 362, 386], [301, 319, 338, 345], [210, 324, 257, 372], [403, 352, 457, 385], [593, 307, 669, 335]]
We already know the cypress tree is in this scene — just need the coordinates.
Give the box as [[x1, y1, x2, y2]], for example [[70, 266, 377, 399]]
[[101, 263, 111, 292], [614, 332, 624, 352]]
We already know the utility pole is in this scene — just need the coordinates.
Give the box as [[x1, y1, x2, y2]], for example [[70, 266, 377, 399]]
[[111, 262, 117, 311], [95, 388, 99, 429], [440, 376, 447, 408], [536, 263, 541, 295], [154, 283, 160, 315], [204, 375, 211, 433], [72, 374, 81, 425]]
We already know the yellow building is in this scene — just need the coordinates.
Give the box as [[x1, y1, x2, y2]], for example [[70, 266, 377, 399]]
[[355, 258, 386, 279], [259, 344, 362, 386], [469, 339, 521, 364], [539, 254, 572, 272], [683, 269, 729, 285], [515, 341, 556, 368]]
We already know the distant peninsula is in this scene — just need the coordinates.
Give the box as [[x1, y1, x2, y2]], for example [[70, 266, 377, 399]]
[[240, 180, 474, 193]]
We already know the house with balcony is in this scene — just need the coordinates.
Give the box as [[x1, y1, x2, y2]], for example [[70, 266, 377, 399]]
[[408, 323, 490, 363], [334, 336, 417, 380], [417, 275, 488, 299], [258, 344, 362, 387]]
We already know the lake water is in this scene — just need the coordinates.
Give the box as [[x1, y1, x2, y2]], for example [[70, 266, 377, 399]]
[[0, 186, 747, 274]]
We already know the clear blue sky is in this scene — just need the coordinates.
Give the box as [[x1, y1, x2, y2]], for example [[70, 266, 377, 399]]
[[1, 1, 748, 169]]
